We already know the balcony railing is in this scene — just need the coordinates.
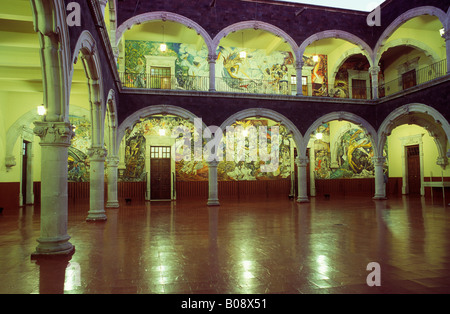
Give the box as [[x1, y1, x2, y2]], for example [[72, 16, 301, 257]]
[[379, 59, 447, 98], [119, 59, 447, 100]]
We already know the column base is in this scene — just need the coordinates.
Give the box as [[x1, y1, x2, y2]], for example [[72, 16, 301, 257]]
[[86, 210, 107, 222], [296, 197, 310, 203], [31, 236, 75, 259], [106, 201, 120, 208], [207, 199, 220, 206], [372, 195, 387, 200]]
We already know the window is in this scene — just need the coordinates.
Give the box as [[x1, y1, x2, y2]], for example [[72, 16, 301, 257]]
[[151, 146, 171, 159]]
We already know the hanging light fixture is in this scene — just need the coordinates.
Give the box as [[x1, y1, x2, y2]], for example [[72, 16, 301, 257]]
[[159, 129, 166, 136], [315, 132, 323, 140], [160, 24, 167, 52], [440, 28, 445, 37], [240, 32, 246, 59], [312, 41, 319, 63]]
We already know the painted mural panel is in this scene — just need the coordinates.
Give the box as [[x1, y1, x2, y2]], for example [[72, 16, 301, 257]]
[[120, 116, 293, 182], [68, 116, 91, 182], [124, 40, 328, 95], [313, 123, 383, 179]]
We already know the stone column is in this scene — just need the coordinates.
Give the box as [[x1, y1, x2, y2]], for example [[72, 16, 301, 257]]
[[106, 155, 120, 208], [207, 160, 220, 206], [295, 60, 304, 96], [32, 121, 75, 256], [372, 156, 387, 200], [99, 0, 108, 17], [443, 30, 450, 74], [296, 156, 309, 203], [208, 54, 217, 92], [86, 147, 108, 221], [369, 66, 380, 99]]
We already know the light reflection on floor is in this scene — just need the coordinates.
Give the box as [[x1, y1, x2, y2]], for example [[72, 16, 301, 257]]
[[0, 195, 450, 294]]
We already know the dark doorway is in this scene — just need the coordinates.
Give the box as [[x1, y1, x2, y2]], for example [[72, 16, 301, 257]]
[[150, 146, 172, 200], [407, 145, 421, 194]]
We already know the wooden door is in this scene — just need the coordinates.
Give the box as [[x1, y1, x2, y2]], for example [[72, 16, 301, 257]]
[[22, 140, 29, 204], [352, 79, 367, 99], [407, 145, 420, 194], [402, 70, 417, 90], [150, 146, 172, 200]]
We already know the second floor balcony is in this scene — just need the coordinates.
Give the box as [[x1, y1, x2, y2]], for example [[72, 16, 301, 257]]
[[119, 58, 448, 101]]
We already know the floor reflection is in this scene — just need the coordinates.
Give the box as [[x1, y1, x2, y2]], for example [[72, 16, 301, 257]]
[[1, 195, 450, 294]]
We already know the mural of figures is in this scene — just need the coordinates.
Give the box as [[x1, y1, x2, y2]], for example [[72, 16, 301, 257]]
[[120, 116, 294, 182], [313, 122, 382, 179], [124, 39, 329, 95], [333, 56, 370, 98], [68, 116, 91, 182]]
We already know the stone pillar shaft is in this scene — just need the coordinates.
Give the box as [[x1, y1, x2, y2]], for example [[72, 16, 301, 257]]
[[208, 54, 216, 92], [106, 156, 120, 208], [32, 121, 75, 256], [87, 147, 107, 221], [296, 156, 309, 203], [373, 156, 387, 200], [207, 160, 220, 206]]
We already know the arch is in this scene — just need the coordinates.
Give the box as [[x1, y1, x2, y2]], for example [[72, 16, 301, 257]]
[[117, 105, 206, 150], [116, 11, 214, 56], [70, 30, 105, 147], [374, 6, 446, 64], [212, 20, 299, 57], [298, 30, 374, 68], [218, 108, 303, 155], [302, 112, 379, 158], [328, 47, 373, 92], [377, 104, 450, 167], [4, 109, 39, 169], [375, 38, 441, 67]]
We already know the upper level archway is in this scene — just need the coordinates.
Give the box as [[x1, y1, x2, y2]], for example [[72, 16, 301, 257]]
[[212, 20, 298, 58], [116, 11, 214, 56]]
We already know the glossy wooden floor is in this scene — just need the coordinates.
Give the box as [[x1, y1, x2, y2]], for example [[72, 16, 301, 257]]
[[1, 195, 450, 294]]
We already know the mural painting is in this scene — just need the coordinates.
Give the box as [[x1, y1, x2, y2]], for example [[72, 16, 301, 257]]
[[124, 40, 328, 95], [68, 115, 91, 182]]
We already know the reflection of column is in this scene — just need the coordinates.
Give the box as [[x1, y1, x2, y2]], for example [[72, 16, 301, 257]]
[[208, 54, 217, 92], [207, 160, 220, 206], [373, 156, 387, 200], [443, 30, 450, 74], [32, 121, 75, 256], [35, 255, 72, 294], [106, 155, 120, 208], [369, 66, 380, 99], [295, 60, 304, 96], [87, 147, 108, 221], [296, 156, 309, 203]]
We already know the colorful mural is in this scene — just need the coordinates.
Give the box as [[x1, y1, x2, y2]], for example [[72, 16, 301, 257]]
[[68, 116, 91, 182], [333, 57, 370, 98], [120, 116, 294, 182], [124, 40, 328, 95], [313, 123, 382, 179]]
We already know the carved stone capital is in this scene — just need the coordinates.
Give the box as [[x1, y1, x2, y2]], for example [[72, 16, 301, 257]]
[[436, 156, 448, 169], [295, 156, 308, 167], [106, 156, 120, 167], [207, 160, 220, 167], [207, 54, 217, 64], [5, 155, 16, 169], [87, 147, 108, 162], [33, 121, 74, 146], [372, 156, 386, 166]]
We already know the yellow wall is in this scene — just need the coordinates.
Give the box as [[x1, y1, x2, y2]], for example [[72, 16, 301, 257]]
[[387, 124, 450, 178]]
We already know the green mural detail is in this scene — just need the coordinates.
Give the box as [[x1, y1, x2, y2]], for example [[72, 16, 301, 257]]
[[68, 116, 91, 182]]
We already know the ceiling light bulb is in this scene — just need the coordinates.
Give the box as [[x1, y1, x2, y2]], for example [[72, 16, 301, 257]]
[[315, 132, 323, 140], [160, 43, 167, 52], [240, 51, 247, 59], [159, 129, 166, 136], [313, 55, 319, 63], [243, 129, 249, 137], [37, 105, 46, 116], [440, 28, 445, 37]]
